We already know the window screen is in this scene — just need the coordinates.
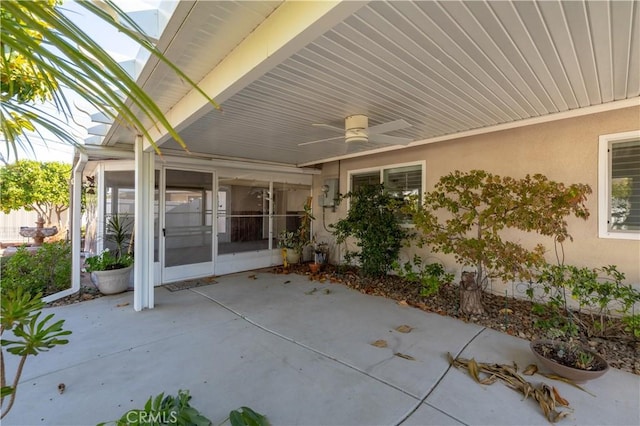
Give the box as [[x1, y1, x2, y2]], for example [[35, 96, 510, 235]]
[[351, 171, 380, 192], [610, 140, 640, 231]]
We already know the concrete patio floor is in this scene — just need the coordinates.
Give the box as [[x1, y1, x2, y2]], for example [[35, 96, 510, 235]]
[[4, 270, 639, 426]]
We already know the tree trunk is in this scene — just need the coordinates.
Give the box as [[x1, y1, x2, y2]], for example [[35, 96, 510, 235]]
[[459, 271, 485, 315]]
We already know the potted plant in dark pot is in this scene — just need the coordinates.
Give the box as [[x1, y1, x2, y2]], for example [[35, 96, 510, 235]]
[[85, 215, 133, 295]]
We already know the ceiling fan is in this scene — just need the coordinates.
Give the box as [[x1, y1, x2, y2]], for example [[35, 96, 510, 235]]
[[298, 114, 412, 147]]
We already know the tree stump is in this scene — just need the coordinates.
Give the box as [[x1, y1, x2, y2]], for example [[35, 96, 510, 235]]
[[459, 271, 485, 315]]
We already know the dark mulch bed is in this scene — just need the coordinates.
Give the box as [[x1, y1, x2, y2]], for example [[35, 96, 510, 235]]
[[274, 263, 640, 376]]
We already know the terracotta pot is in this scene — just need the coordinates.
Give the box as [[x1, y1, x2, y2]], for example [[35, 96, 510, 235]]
[[530, 339, 609, 383], [309, 262, 321, 274]]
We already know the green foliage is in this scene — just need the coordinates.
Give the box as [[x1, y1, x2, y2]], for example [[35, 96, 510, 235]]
[[0, 160, 70, 225], [85, 250, 133, 273], [622, 314, 640, 339], [99, 390, 268, 426], [411, 170, 591, 312], [228, 407, 269, 426], [98, 390, 210, 426], [331, 184, 408, 277], [612, 177, 632, 200], [1, 0, 219, 160], [392, 255, 454, 296], [0, 241, 71, 296], [1, 287, 71, 419], [85, 215, 134, 272], [531, 263, 640, 337], [277, 197, 314, 255]]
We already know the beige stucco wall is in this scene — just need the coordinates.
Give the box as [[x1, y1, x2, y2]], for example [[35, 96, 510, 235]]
[[313, 106, 640, 287]]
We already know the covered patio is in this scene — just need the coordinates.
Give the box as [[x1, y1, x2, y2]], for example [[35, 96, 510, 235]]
[[5, 271, 639, 425], [60, 0, 639, 311]]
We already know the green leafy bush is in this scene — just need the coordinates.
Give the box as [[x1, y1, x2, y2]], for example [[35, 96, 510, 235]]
[[0, 241, 71, 296], [99, 390, 268, 426], [331, 184, 408, 277], [530, 263, 640, 337], [392, 255, 454, 296], [85, 250, 133, 272], [622, 314, 640, 339]]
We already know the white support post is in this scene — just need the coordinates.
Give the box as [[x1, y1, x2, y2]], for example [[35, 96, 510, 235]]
[[134, 136, 155, 311]]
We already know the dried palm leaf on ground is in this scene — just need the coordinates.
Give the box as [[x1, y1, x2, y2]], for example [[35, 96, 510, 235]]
[[447, 353, 572, 423], [540, 373, 596, 397]]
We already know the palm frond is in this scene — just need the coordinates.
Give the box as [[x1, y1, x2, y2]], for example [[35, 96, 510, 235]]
[[0, 0, 219, 160]]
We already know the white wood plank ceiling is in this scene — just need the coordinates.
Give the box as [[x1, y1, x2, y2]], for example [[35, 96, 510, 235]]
[[103, 0, 640, 167]]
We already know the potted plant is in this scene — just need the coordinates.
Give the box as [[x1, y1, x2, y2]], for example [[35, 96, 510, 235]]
[[309, 239, 329, 273], [85, 215, 133, 295], [278, 197, 315, 267], [278, 230, 302, 266], [530, 329, 609, 383]]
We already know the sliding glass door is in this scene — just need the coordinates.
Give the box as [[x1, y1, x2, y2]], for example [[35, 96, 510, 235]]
[[162, 168, 214, 282]]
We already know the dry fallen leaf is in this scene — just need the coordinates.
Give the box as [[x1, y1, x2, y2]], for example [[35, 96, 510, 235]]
[[397, 300, 409, 306], [552, 386, 570, 407], [57, 383, 65, 394], [248, 274, 257, 280], [499, 308, 513, 315], [116, 302, 129, 308], [371, 339, 388, 348], [523, 364, 538, 376], [395, 325, 413, 333], [394, 352, 416, 361], [283, 280, 291, 284], [305, 288, 318, 295]]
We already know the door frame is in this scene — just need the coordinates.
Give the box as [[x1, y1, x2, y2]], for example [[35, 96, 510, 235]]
[[160, 166, 216, 283]]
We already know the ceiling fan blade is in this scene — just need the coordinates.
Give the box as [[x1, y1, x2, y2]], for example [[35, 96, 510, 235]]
[[312, 123, 343, 132], [368, 119, 411, 135], [298, 135, 343, 146], [369, 134, 413, 145]]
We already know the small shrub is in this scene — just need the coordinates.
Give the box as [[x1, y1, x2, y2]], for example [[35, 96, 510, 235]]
[[530, 263, 640, 337], [99, 390, 268, 426], [0, 241, 71, 296], [622, 314, 640, 339], [331, 184, 408, 277], [392, 255, 453, 296]]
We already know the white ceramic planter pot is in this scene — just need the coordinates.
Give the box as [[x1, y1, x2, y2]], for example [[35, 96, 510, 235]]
[[285, 250, 300, 265], [91, 265, 133, 295]]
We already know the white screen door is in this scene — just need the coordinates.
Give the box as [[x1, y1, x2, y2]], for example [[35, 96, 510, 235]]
[[162, 168, 214, 282]]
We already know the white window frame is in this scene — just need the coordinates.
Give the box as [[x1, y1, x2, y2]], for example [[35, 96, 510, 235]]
[[347, 160, 426, 224], [348, 160, 425, 194], [598, 130, 640, 240]]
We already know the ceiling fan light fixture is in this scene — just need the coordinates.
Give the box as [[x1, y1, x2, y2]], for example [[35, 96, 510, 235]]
[[345, 114, 369, 143], [345, 128, 368, 143]]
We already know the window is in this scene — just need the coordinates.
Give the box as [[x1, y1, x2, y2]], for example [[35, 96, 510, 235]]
[[598, 131, 640, 240], [350, 163, 423, 198], [349, 162, 424, 222]]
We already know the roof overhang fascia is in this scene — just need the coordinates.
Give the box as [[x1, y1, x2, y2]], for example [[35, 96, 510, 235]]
[[142, 0, 368, 152]]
